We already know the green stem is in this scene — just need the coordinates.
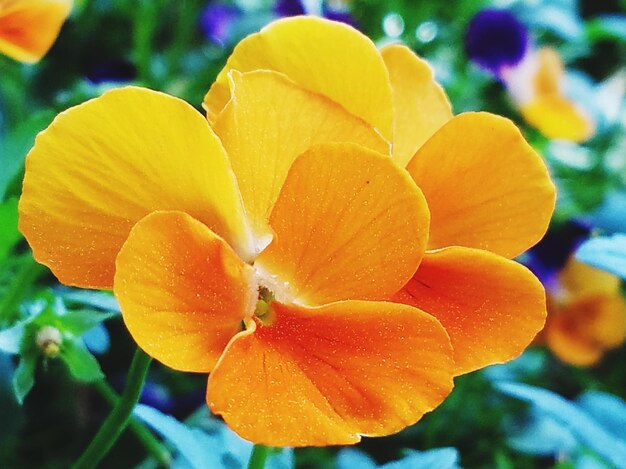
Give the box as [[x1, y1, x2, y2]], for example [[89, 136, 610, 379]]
[[247, 444, 271, 469], [93, 380, 171, 467], [72, 348, 152, 469], [0, 253, 47, 324], [133, 0, 158, 84]]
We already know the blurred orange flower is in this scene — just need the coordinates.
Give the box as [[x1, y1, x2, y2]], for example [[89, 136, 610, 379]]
[[540, 258, 626, 366], [503, 47, 595, 142], [0, 0, 71, 63], [20, 17, 554, 445]]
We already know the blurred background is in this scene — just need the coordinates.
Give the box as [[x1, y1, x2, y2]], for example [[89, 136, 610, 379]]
[[1, 0, 626, 467]]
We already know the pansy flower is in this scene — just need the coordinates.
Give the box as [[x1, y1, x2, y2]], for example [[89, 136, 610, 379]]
[[0, 0, 72, 63], [20, 17, 554, 446], [199, 2, 243, 46], [466, 8, 595, 142], [540, 258, 626, 366]]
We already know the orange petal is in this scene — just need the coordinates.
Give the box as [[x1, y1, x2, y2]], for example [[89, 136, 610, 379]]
[[19, 86, 253, 290], [545, 295, 626, 366], [520, 95, 595, 142], [406, 112, 555, 258], [203, 16, 394, 140], [380, 44, 452, 168], [114, 211, 256, 373], [393, 247, 547, 375], [255, 142, 430, 305], [213, 70, 389, 241], [207, 300, 454, 446], [0, 0, 71, 63], [533, 47, 563, 97]]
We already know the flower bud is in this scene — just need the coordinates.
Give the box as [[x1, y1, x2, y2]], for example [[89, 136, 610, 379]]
[[36, 326, 62, 358]]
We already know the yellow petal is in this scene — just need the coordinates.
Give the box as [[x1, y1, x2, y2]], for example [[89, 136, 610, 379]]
[[19, 86, 253, 290], [406, 112, 555, 258], [0, 0, 71, 63], [213, 70, 389, 241], [207, 300, 454, 446], [255, 143, 430, 305], [520, 95, 595, 142], [393, 247, 546, 375], [114, 211, 256, 373], [381, 44, 452, 167], [203, 16, 394, 140]]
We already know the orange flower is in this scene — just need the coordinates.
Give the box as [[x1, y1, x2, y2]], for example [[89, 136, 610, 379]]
[[0, 0, 71, 63], [502, 47, 595, 142], [19, 17, 554, 446], [540, 258, 626, 366]]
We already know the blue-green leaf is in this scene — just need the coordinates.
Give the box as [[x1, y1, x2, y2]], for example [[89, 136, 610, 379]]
[[60, 339, 104, 382], [134, 404, 248, 469], [12, 351, 37, 404], [59, 289, 121, 313], [134, 404, 294, 469], [576, 234, 626, 279], [497, 383, 626, 468], [337, 448, 461, 469], [82, 324, 111, 355], [0, 322, 27, 354], [577, 391, 626, 441], [508, 411, 577, 456]]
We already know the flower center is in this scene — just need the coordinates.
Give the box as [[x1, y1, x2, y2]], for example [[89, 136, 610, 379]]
[[254, 285, 276, 326]]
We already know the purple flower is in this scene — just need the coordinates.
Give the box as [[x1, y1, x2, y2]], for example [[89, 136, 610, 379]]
[[323, 7, 356, 27], [85, 59, 137, 85], [274, 0, 357, 27], [465, 9, 529, 77], [274, 0, 306, 17], [524, 221, 590, 289], [200, 3, 243, 46]]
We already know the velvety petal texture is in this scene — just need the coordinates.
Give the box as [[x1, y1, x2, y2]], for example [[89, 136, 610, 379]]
[[394, 247, 547, 375], [0, 0, 71, 62], [406, 112, 555, 258], [213, 70, 389, 241], [203, 16, 394, 140], [381, 44, 452, 167], [256, 142, 430, 305], [207, 300, 454, 446], [19, 87, 253, 289], [114, 211, 256, 373]]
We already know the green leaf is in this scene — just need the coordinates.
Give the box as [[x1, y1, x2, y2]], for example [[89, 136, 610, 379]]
[[586, 15, 626, 42], [12, 351, 37, 404], [0, 198, 20, 262], [0, 110, 55, 201], [59, 309, 117, 336], [60, 339, 104, 382]]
